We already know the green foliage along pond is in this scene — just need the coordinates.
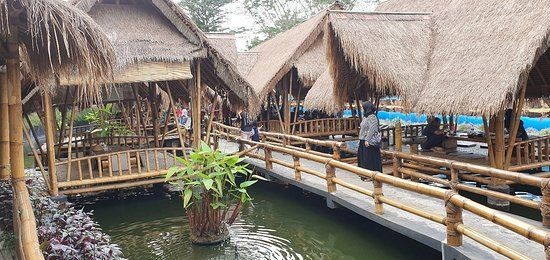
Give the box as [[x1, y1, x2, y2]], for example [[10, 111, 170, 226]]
[[82, 182, 439, 260]]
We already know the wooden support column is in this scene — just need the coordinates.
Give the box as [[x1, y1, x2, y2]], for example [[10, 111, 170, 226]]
[[505, 81, 527, 169], [482, 116, 495, 167], [150, 83, 160, 148], [445, 192, 463, 247], [42, 91, 58, 195], [204, 97, 218, 144], [166, 86, 187, 159], [0, 69, 9, 180], [292, 82, 303, 134], [488, 110, 510, 209], [395, 121, 403, 152], [283, 74, 291, 134], [191, 61, 202, 149], [7, 37, 24, 183], [266, 93, 272, 131]]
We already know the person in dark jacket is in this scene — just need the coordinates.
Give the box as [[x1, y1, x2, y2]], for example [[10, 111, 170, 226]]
[[240, 111, 253, 141], [357, 101, 382, 181], [504, 109, 529, 141], [421, 117, 447, 150]]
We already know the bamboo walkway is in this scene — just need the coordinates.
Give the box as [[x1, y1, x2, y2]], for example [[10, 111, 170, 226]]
[[216, 139, 547, 259]]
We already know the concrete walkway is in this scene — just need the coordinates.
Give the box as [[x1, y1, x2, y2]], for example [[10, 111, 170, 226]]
[[217, 139, 547, 259]]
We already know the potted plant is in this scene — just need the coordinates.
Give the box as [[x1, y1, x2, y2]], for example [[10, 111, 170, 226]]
[[166, 142, 258, 245]]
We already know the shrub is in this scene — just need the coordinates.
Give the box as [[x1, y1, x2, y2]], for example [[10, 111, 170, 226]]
[[166, 142, 258, 244], [0, 174, 123, 259]]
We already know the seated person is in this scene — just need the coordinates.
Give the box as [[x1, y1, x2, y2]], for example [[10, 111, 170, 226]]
[[421, 117, 447, 150], [504, 109, 529, 141]]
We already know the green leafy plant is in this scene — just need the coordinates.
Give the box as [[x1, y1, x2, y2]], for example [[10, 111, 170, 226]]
[[166, 142, 258, 244], [84, 104, 132, 137]]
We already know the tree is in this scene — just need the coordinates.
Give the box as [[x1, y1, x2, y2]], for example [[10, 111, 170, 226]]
[[179, 0, 232, 32], [243, 0, 359, 48]]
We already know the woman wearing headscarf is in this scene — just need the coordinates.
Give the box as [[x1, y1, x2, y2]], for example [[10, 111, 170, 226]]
[[358, 101, 383, 180]]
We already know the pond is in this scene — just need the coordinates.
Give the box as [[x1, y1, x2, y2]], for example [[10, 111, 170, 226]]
[[82, 182, 440, 260]]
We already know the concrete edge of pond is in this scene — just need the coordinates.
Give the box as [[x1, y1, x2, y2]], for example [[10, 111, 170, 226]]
[[245, 158, 500, 260]]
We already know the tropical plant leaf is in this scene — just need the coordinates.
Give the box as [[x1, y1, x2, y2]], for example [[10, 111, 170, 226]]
[[239, 180, 257, 188], [203, 179, 214, 190], [183, 188, 193, 208]]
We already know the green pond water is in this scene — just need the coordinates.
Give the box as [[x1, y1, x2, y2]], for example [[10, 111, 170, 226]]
[[82, 182, 440, 260]]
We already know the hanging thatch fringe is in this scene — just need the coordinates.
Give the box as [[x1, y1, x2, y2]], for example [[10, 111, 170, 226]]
[[325, 11, 432, 109], [2, 0, 115, 101], [303, 69, 342, 114], [294, 33, 327, 87]]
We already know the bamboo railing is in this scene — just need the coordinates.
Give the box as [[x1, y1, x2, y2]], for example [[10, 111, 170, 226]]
[[12, 180, 43, 260], [213, 123, 550, 259], [509, 135, 550, 171], [54, 147, 188, 195]]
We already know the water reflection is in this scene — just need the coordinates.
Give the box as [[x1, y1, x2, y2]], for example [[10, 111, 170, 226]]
[[84, 183, 439, 260]]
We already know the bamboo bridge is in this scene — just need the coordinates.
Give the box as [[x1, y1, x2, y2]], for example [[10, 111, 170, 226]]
[[212, 122, 550, 260]]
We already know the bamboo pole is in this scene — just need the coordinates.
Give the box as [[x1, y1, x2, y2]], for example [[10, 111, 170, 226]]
[[166, 86, 188, 160], [0, 70, 9, 180], [292, 82, 302, 134], [65, 89, 78, 182], [56, 88, 70, 157], [42, 87, 58, 195], [505, 81, 527, 169], [23, 123, 50, 191], [24, 113, 44, 156], [160, 102, 173, 145], [204, 96, 218, 144], [191, 61, 202, 149], [271, 94, 286, 134], [483, 116, 495, 167], [284, 74, 291, 135], [150, 83, 160, 148]]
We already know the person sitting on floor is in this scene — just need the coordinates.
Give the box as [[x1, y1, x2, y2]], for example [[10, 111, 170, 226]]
[[504, 109, 529, 141], [421, 117, 447, 151]]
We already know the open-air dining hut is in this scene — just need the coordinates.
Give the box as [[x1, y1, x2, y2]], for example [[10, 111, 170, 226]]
[[22, 0, 258, 197], [237, 3, 345, 136]]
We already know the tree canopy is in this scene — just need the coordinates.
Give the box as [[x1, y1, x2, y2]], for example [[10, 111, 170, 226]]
[[179, 0, 232, 32]]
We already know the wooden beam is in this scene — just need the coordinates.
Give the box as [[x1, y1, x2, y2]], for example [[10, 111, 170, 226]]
[[42, 91, 58, 195], [150, 83, 160, 148], [284, 73, 291, 133], [24, 113, 44, 156], [505, 81, 527, 169], [191, 61, 202, 149], [0, 70, 8, 180], [483, 116, 495, 167], [204, 96, 218, 144], [493, 111, 505, 171], [166, 85, 188, 159]]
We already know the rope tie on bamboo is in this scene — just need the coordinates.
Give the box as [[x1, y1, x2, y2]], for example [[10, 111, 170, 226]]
[[540, 179, 550, 221], [444, 190, 462, 237], [0, 164, 8, 169]]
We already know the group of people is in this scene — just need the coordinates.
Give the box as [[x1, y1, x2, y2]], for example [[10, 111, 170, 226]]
[[239, 111, 261, 143], [175, 104, 191, 128]]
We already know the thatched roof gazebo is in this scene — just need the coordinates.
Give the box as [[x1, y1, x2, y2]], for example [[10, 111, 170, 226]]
[[375, 0, 550, 173], [0, 0, 115, 258], [325, 10, 432, 111], [303, 68, 342, 114], [238, 3, 342, 133]]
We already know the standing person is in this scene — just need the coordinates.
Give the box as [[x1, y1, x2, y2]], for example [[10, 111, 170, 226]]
[[240, 111, 253, 141], [358, 101, 382, 181]]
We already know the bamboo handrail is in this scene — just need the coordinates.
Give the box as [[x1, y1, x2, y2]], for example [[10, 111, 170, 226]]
[[214, 125, 550, 258]]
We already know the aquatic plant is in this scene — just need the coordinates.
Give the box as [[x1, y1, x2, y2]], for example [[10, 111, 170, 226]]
[[0, 175, 123, 259], [166, 142, 257, 244]]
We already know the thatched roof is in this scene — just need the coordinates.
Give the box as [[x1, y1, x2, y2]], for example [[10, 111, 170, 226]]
[[246, 8, 330, 101], [73, 0, 259, 113], [87, 4, 205, 69], [326, 11, 432, 109], [294, 33, 327, 86], [376, 0, 450, 12], [378, 0, 550, 116], [236, 52, 258, 76], [206, 33, 238, 64], [1, 0, 115, 97], [303, 68, 342, 114]]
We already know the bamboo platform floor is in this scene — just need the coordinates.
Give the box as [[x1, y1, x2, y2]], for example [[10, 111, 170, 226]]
[[56, 151, 180, 183], [217, 139, 546, 259]]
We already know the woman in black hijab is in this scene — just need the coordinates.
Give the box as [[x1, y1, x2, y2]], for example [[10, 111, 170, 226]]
[[357, 101, 383, 180]]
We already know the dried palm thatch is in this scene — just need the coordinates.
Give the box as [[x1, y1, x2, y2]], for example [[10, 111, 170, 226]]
[[87, 4, 205, 69], [206, 33, 238, 64], [247, 10, 327, 101], [294, 33, 327, 87], [303, 68, 342, 114], [380, 0, 550, 116], [236, 52, 258, 76], [1, 0, 115, 100], [376, 0, 451, 13], [326, 11, 432, 109], [74, 0, 259, 114]]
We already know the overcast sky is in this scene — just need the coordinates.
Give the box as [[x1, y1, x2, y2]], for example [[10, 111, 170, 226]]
[[219, 0, 381, 51]]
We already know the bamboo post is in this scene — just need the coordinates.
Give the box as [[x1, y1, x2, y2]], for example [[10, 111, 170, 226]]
[[284, 74, 291, 135], [540, 179, 550, 228], [65, 93, 78, 181], [0, 70, 9, 180], [24, 113, 44, 156], [450, 165, 458, 193], [483, 116, 495, 167], [293, 155, 301, 181], [326, 144, 340, 193], [392, 155, 401, 178], [445, 192, 463, 247], [264, 144, 273, 170], [505, 82, 527, 169], [166, 86, 188, 159], [191, 61, 202, 149], [373, 179, 383, 214], [291, 82, 302, 134], [395, 121, 403, 152], [150, 83, 160, 148], [204, 97, 218, 144], [42, 91, 58, 195], [488, 111, 510, 209]]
